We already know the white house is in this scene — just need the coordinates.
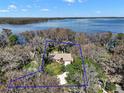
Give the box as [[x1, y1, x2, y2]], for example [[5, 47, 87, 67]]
[[52, 53, 73, 66]]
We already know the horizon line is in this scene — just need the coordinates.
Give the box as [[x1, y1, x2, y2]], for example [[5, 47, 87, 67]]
[[0, 16, 124, 18]]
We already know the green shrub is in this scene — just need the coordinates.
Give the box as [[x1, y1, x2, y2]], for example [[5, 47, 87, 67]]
[[105, 82, 116, 92], [66, 57, 82, 73], [65, 57, 83, 84], [8, 34, 18, 46], [117, 33, 124, 40], [98, 89, 103, 93]]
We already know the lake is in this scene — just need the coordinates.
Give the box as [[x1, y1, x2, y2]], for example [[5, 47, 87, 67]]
[[0, 18, 124, 33]]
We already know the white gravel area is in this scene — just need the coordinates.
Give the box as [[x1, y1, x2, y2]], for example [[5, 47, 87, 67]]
[[57, 72, 69, 85]]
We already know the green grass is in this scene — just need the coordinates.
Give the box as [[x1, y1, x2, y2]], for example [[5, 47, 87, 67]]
[[84, 58, 92, 67], [98, 89, 103, 93], [45, 62, 65, 75]]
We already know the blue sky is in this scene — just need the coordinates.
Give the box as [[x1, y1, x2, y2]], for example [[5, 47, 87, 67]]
[[0, 0, 124, 17]]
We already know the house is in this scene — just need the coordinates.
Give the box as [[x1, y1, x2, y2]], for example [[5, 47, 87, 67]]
[[52, 53, 73, 66]]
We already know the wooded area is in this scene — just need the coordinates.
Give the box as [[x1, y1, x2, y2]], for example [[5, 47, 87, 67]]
[[0, 28, 123, 93]]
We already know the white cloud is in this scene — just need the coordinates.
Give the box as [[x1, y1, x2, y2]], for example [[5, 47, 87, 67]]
[[0, 4, 17, 13], [21, 9, 28, 12], [63, 0, 86, 4], [8, 4, 17, 9], [41, 8, 49, 12], [64, 0, 75, 3], [0, 9, 9, 13]]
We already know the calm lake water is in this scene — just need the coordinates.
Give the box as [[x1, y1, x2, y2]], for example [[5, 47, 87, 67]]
[[0, 18, 124, 33]]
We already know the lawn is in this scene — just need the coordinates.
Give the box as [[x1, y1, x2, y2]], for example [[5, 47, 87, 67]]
[[45, 62, 65, 76]]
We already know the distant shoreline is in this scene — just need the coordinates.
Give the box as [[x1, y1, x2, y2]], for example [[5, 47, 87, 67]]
[[1, 17, 124, 18], [0, 17, 124, 25]]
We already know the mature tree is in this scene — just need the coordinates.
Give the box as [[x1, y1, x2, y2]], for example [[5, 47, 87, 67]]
[[116, 33, 124, 40], [8, 34, 18, 46], [75, 32, 88, 44], [43, 28, 75, 42], [0, 45, 31, 71], [1, 29, 12, 37], [7, 72, 65, 93], [0, 29, 12, 47], [21, 31, 35, 42], [105, 82, 116, 92], [65, 57, 83, 85], [99, 32, 112, 46], [88, 32, 112, 46]]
